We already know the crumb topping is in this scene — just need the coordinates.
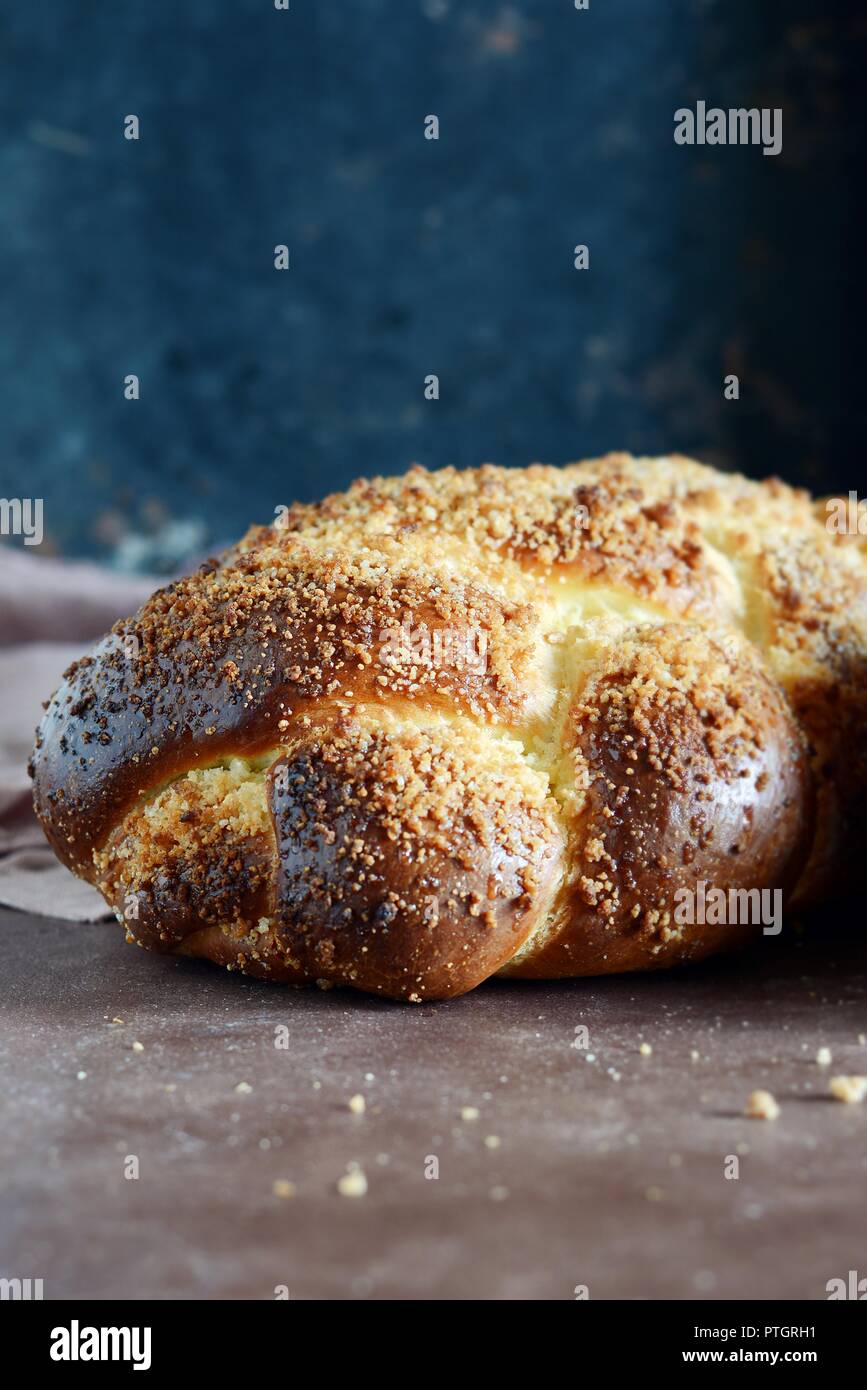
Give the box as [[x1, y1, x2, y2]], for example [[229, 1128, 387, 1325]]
[[30, 453, 867, 997]]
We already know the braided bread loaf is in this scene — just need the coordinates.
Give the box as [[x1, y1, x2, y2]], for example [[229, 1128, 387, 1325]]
[[30, 455, 867, 1000]]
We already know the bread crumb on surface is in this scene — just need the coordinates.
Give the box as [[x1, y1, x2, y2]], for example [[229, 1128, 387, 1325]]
[[816, 1046, 832, 1066], [746, 1089, 780, 1120], [235, 1081, 252, 1094], [348, 1093, 366, 1115], [337, 1166, 368, 1197], [273, 1179, 297, 1199], [131, 1040, 144, 1053], [76, 1070, 87, 1080], [460, 1106, 480, 1121], [639, 1042, 653, 1057], [484, 1134, 501, 1149], [829, 1075, 867, 1104]]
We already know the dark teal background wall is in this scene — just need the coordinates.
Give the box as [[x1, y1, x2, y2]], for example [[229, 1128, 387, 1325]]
[[1, 1, 863, 568]]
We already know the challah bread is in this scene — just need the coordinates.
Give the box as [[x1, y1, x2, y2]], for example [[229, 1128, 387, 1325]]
[[30, 454, 867, 1000]]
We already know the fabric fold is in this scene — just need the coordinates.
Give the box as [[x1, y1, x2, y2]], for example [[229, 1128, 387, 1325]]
[[0, 549, 158, 920]]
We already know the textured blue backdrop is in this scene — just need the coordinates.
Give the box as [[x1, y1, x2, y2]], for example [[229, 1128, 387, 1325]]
[[1, 0, 863, 568]]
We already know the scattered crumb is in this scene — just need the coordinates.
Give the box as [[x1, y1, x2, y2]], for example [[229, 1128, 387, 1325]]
[[273, 1179, 297, 1199], [235, 1081, 252, 1095], [690, 1049, 700, 1062], [460, 1106, 480, 1122], [829, 1075, 867, 1104], [76, 1071, 87, 1081], [484, 1135, 501, 1150], [337, 1166, 368, 1198], [639, 1042, 653, 1057], [348, 1093, 366, 1115], [745, 1089, 780, 1120], [858, 1034, 866, 1047], [816, 1046, 832, 1067], [131, 1041, 144, 1053], [110, 1017, 124, 1025]]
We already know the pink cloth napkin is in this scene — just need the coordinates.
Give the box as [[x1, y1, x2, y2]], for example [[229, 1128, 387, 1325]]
[[0, 548, 158, 920]]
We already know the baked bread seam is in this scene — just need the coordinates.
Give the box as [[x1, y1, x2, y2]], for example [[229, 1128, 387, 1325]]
[[30, 454, 867, 999]]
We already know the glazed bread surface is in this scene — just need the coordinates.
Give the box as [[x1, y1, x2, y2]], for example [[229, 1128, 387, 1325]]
[[30, 454, 867, 999]]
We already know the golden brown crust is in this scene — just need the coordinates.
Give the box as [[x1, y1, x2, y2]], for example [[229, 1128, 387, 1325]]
[[505, 623, 813, 978], [267, 715, 563, 999], [30, 454, 867, 999]]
